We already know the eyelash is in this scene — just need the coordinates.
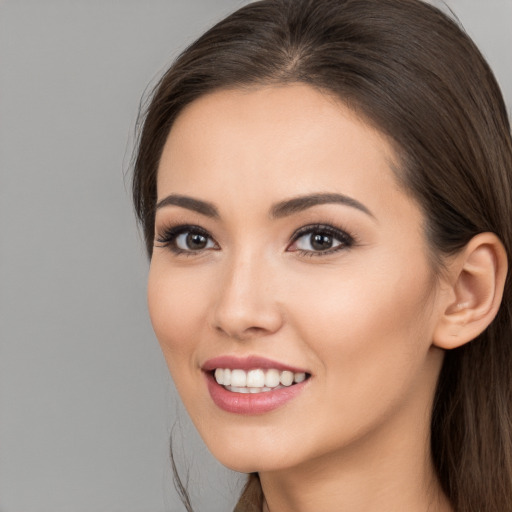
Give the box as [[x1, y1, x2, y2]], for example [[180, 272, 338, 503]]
[[155, 225, 217, 256], [289, 224, 355, 257], [154, 223, 356, 257]]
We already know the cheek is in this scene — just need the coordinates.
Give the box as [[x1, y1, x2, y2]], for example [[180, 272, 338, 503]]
[[147, 262, 209, 364], [148, 262, 222, 426], [286, 254, 436, 387], [276, 260, 438, 453]]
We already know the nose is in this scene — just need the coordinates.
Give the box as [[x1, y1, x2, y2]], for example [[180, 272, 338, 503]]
[[210, 252, 284, 341]]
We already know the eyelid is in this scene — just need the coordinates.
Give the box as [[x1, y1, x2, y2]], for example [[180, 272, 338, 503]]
[[154, 221, 356, 257], [154, 223, 218, 254], [287, 223, 355, 255]]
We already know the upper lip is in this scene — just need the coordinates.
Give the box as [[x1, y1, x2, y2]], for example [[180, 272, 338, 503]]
[[201, 355, 309, 374]]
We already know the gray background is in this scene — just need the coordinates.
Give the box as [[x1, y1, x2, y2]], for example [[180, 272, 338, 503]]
[[0, 1, 510, 511]]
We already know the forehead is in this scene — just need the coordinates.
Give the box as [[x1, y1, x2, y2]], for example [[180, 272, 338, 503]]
[[157, 84, 414, 223]]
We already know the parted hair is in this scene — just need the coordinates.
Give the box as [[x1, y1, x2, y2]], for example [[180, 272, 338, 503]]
[[132, 1, 512, 510]]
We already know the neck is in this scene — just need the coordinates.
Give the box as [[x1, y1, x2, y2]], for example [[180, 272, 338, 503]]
[[259, 388, 453, 512], [260, 459, 451, 512]]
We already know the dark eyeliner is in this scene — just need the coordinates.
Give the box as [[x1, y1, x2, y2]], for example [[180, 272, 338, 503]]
[[154, 224, 213, 254], [290, 223, 356, 257]]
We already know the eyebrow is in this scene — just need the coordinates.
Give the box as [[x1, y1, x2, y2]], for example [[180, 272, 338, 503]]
[[155, 194, 219, 218], [270, 193, 375, 219], [155, 192, 374, 220]]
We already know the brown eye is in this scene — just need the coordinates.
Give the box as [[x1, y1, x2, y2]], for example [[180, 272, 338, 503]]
[[295, 231, 341, 252], [310, 233, 335, 250], [288, 224, 354, 256], [175, 230, 216, 251], [184, 232, 209, 250], [155, 225, 218, 254]]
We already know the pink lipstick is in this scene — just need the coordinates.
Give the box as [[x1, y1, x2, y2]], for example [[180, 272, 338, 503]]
[[202, 355, 310, 415]]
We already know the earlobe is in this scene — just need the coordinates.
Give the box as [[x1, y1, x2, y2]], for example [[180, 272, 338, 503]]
[[433, 232, 508, 350]]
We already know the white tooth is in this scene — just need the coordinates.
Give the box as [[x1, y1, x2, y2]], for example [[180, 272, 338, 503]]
[[247, 369, 265, 387], [223, 368, 231, 386], [230, 369, 247, 387], [294, 372, 306, 383], [280, 370, 294, 386], [214, 368, 224, 385], [227, 385, 247, 393], [265, 369, 281, 388], [249, 387, 262, 393], [262, 387, 271, 392]]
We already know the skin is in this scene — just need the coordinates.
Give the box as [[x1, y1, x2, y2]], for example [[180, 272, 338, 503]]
[[148, 84, 455, 511]]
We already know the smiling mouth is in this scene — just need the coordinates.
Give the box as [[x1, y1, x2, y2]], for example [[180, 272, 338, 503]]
[[213, 368, 310, 394]]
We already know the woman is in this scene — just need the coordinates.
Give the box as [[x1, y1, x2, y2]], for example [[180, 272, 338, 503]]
[[132, 0, 512, 510]]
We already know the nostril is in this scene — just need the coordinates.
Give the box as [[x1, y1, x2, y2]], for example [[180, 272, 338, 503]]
[[214, 323, 276, 341], [211, 282, 284, 340]]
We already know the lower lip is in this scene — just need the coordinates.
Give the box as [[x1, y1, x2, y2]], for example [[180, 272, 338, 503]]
[[205, 372, 309, 415]]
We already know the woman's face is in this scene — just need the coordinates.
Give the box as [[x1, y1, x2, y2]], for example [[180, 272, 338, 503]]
[[148, 85, 448, 473]]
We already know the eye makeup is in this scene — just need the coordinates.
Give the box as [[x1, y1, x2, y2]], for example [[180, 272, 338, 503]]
[[154, 220, 357, 258], [287, 223, 356, 257], [154, 224, 218, 256]]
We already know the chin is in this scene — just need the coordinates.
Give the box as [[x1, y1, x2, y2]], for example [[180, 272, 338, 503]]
[[214, 452, 292, 474], [199, 427, 311, 474], [201, 434, 272, 472]]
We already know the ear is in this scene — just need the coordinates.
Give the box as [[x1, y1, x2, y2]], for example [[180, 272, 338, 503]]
[[433, 232, 508, 349]]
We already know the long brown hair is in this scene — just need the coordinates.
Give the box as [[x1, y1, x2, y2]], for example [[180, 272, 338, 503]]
[[132, 1, 512, 510]]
